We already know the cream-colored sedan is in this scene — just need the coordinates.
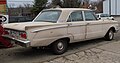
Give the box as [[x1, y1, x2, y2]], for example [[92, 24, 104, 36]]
[[3, 8, 119, 54]]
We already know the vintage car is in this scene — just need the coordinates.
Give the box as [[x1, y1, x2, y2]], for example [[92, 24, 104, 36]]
[[3, 8, 119, 54]]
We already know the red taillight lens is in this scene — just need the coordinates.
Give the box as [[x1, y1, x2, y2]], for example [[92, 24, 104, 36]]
[[20, 33, 27, 39]]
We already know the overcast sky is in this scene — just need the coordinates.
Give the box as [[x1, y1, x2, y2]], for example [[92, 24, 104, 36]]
[[7, 0, 34, 7]]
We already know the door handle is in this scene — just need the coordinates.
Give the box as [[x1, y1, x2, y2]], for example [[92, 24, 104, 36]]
[[68, 23, 72, 26]]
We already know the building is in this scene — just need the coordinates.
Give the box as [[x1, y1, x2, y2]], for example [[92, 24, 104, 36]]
[[103, 0, 120, 15], [0, 0, 7, 14]]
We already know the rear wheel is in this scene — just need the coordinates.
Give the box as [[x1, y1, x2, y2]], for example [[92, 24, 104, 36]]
[[104, 29, 114, 41], [51, 39, 68, 55]]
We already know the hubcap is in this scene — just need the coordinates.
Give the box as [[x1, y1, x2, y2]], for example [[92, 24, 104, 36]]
[[57, 42, 64, 50], [109, 31, 113, 39]]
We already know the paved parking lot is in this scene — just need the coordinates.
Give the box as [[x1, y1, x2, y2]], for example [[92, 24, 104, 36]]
[[43, 41, 120, 63]]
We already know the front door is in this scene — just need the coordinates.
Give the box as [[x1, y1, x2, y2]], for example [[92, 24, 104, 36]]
[[84, 11, 103, 39]]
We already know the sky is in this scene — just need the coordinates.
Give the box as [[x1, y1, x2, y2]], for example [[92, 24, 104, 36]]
[[7, 0, 34, 7]]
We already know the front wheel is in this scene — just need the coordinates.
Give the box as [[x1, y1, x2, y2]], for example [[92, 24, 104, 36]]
[[104, 29, 114, 41], [51, 39, 68, 55]]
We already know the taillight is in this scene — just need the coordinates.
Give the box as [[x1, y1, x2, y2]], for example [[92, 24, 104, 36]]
[[20, 33, 27, 39]]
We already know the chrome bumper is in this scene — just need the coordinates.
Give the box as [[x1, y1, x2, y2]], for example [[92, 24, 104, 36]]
[[2, 35, 30, 47]]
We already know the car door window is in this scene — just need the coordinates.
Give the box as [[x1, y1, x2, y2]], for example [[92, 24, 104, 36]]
[[67, 11, 83, 22], [84, 11, 96, 21]]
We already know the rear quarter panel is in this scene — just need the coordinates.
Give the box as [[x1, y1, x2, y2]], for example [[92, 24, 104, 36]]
[[25, 24, 69, 47]]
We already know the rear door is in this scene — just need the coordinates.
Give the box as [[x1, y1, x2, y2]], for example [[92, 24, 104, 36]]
[[67, 11, 86, 41]]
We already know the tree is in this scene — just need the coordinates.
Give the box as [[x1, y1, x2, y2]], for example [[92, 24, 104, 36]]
[[52, 0, 61, 5], [24, 4, 31, 8], [78, 0, 90, 8], [63, 0, 80, 8], [48, 0, 62, 8], [31, 0, 47, 16]]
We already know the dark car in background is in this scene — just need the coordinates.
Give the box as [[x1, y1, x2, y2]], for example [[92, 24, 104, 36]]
[[9, 16, 33, 23]]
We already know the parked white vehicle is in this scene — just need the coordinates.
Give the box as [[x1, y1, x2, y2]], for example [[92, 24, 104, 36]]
[[96, 13, 114, 20], [3, 8, 119, 54]]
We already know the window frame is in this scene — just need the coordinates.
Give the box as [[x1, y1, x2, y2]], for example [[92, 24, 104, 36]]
[[34, 10, 62, 23], [83, 11, 97, 21], [67, 11, 84, 22]]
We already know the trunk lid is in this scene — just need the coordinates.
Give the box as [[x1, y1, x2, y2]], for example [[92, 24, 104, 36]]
[[3, 22, 55, 31]]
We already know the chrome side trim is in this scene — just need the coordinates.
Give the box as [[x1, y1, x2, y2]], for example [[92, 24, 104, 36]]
[[32, 25, 68, 33]]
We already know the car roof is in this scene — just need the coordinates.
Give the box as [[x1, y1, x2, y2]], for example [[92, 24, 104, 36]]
[[43, 8, 91, 11]]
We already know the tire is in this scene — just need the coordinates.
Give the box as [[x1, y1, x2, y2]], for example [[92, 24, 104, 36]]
[[104, 29, 114, 41], [51, 39, 68, 55]]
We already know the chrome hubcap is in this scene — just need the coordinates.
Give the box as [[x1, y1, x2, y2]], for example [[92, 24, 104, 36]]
[[109, 31, 113, 39], [57, 42, 64, 50]]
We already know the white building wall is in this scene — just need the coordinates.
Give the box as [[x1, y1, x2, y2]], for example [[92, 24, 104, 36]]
[[103, 0, 120, 15], [103, 0, 109, 14], [117, 0, 120, 15], [111, 0, 115, 15]]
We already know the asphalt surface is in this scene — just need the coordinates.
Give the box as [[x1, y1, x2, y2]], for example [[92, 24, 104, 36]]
[[0, 17, 120, 63], [43, 41, 120, 63]]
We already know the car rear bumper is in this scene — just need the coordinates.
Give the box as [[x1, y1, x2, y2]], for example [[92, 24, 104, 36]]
[[2, 35, 30, 47]]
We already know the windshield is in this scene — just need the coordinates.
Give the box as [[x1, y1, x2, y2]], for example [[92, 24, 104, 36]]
[[34, 10, 61, 23]]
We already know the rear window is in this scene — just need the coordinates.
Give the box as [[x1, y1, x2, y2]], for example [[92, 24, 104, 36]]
[[34, 10, 61, 23]]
